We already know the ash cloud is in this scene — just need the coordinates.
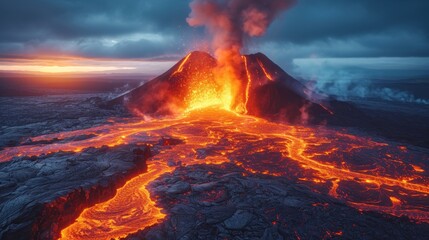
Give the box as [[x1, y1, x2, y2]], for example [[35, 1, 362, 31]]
[[186, 0, 295, 58]]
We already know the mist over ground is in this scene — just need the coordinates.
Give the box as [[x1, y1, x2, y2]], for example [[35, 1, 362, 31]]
[[291, 57, 429, 105]]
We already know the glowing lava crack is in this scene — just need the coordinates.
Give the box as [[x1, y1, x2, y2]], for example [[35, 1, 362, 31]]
[[1, 109, 428, 240]]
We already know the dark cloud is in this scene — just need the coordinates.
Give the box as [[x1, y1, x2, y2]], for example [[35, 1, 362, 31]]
[[257, 0, 429, 60], [0, 0, 191, 40], [0, 0, 192, 58], [0, 0, 428, 59], [266, 0, 429, 43]]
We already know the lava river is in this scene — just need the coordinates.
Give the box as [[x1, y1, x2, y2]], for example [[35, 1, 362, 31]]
[[1, 108, 428, 239]]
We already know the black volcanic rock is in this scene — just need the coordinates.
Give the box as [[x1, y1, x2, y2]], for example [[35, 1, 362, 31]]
[[0, 143, 156, 240], [243, 53, 330, 122], [110, 51, 332, 123], [127, 164, 429, 240]]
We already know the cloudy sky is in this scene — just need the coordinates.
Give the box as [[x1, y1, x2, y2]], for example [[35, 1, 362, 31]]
[[1, 0, 429, 77]]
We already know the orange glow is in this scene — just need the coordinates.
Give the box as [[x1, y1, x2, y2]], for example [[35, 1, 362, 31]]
[[257, 59, 273, 81], [242, 56, 252, 114], [181, 53, 238, 112], [59, 155, 227, 240], [325, 230, 343, 238], [171, 53, 192, 76], [0, 57, 175, 76], [1, 109, 429, 239], [411, 164, 425, 172], [184, 74, 229, 112], [399, 146, 407, 151], [390, 197, 401, 208], [0, 65, 135, 73], [57, 110, 230, 239], [59, 162, 168, 240]]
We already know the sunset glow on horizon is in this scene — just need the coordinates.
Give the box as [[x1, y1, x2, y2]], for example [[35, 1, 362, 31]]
[[0, 58, 176, 75], [0, 65, 136, 73]]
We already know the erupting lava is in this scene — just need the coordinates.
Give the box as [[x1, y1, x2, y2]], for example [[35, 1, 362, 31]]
[[1, 30, 428, 237], [2, 2, 427, 238], [1, 108, 428, 239], [2, 0, 426, 239], [114, 51, 331, 123], [114, 0, 320, 121], [242, 55, 252, 114], [1, 47, 427, 238]]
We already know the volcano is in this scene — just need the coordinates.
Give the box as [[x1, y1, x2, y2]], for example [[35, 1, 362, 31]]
[[2, 53, 429, 239], [111, 51, 331, 122]]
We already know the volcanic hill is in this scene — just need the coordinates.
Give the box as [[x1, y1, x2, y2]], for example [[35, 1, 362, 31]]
[[111, 51, 332, 122]]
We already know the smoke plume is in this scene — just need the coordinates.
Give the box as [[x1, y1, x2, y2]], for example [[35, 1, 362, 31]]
[[187, 0, 295, 58]]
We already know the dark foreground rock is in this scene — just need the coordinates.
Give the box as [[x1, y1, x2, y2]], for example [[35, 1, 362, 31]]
[[0, 143, 153, 239], [0, 94, 127, 150], [127, 164, 429, 240]]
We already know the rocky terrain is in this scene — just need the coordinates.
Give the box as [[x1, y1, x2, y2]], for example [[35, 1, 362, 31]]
[[130, 164, 429, 240], [0, 94, 126, 150], [1, 93, 429, 240]]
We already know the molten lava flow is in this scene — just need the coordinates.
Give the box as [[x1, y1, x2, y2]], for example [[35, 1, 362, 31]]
[[185, 74, 226, 112], [60, 156, 229, 239], [242, 55, 252, 114], [257, 59, 273, 81], [59, 162, 168, 240], [412, 164, 425, 172], [1, 108, 429, 239], [171, 52, 192, 76], [185, 0, 295, 114], [0, 118, 184, 162], [58, 112, 231, 239], [177, 52, 236, 112]]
